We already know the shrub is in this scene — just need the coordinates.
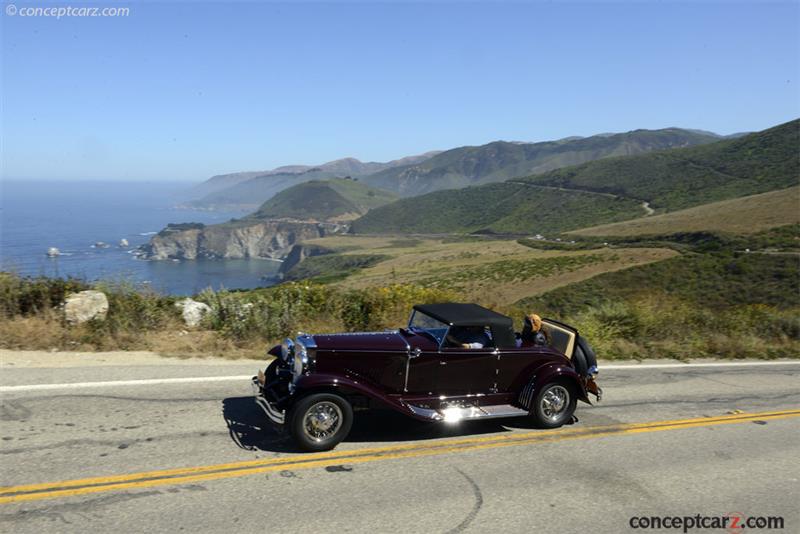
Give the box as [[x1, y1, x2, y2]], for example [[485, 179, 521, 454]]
[[0, 273, 89, 317], [91, 281, 179, 334], [198, 282, 338, 342], [339, 284, 456, 331]]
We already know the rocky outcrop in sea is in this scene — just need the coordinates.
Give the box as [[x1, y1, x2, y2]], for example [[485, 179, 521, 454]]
[[138, 219, 347, 261]]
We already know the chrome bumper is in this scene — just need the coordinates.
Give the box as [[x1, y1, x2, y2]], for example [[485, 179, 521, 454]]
[[251, 376, 285, 425]]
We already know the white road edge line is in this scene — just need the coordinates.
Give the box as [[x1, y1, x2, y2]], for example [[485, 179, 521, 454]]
[[0, 375, 252, 392], [601, 361, 800, 370], [2, 361, 798, 392]]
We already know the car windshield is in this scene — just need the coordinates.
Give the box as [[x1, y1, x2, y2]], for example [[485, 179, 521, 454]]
[[408, 310, 449, 345]]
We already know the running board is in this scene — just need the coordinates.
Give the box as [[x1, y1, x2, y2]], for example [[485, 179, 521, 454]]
[[407, 403, 529, 422]]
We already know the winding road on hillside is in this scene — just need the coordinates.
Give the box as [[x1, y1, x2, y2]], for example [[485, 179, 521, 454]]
[[506, 181, 656, 217], [1, 352, 798, 533]]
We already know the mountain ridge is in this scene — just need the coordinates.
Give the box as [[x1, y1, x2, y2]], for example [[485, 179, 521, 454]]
[[186, 151, 440, 206], [351, 119, 799, 236], [186, 127, 725, 209], [360, 127, 723, 196]]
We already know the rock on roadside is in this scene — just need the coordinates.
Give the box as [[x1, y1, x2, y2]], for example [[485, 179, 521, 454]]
[[175, 298, 212, 327], [64, 290, 109, 324]]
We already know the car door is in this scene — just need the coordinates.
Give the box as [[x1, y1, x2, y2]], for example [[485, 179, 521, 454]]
[[496, 346, 547, 392], [436, 346, 498, 395], [404, 346, 441, 395]]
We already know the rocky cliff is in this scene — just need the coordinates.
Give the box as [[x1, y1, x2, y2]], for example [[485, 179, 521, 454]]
[[277, 243, 333, 277], [139, 220, 346, 261]]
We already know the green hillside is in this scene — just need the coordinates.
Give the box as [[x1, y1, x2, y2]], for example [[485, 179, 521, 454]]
[[251, 178, 397, 222], [282, 253, 389, 283], [190, 168, 342, 210], [350, 183, 642, 234], [362, 128, 722, 196], [352, 119, 800, 235], [520, 252, 800, 313], [514, 250, 799, 360], [520, 119, 800, 211], [570, 186, 800, 237]]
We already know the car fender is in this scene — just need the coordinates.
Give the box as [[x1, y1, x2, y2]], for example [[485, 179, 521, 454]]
[[518, 363, 589, 410], [293, 373, 417, 417]]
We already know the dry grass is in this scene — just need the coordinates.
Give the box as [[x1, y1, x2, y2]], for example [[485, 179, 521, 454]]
[[0, 314, 267, 358], [144, 331, 268, 359], [302, 235, 678, 304], [569, 186, 800, 237], [0, 315, 81, 351]]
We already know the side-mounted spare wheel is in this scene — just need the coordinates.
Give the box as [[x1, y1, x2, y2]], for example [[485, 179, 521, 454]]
[[289, 392, 354, 452], [530, 381, 577, 428], [571, 335, 598, 377]]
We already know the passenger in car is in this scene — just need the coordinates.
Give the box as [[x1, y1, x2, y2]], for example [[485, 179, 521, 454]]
[[517, 313, 548, 347], [446, 325, 492, 349]]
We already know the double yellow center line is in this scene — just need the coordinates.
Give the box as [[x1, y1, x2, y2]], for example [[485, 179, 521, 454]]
[[2, 408, 798, 505]]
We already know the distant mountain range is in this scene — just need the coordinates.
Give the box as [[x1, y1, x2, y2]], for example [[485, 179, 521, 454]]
[[185, 152, 439, 210], [360, 128, 724, 196], [185, 127, 729, 210], [516, 119, 798, 211], [351, 119, 799, 235]]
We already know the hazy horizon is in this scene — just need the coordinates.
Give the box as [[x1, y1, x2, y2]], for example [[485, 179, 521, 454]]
[[1, 120, 790, 184]]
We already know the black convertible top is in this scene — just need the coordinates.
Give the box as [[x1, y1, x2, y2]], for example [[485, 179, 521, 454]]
[[413, 303, 516, 348], [413, 303, 512, 328]]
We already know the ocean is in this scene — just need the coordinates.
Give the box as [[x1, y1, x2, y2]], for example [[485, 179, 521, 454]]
[[0, 180, 282, 295]]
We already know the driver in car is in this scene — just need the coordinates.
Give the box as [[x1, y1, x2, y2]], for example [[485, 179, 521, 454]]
[[446, 325, 492, 349]]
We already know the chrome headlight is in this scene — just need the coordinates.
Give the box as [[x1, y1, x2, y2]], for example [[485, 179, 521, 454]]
[[281, 338, 295, 363], [293, 340, 308, 379]]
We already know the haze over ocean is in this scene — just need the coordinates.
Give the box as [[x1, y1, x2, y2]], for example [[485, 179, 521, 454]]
[[0, 180, 280, 295]]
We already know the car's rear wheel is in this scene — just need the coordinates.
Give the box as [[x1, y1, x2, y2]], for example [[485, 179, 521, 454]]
[[530, 382, 577, 428], [289, 393, 353, 452]]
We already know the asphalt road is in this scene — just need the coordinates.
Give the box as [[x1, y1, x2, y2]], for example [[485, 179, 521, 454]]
[[1, 356, 799, 534]]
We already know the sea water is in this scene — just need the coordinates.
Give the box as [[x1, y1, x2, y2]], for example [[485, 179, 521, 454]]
[[0, 180, 282, 295]]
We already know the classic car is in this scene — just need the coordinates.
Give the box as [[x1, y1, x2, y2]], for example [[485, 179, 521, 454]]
[[252, 303, 602, 451]]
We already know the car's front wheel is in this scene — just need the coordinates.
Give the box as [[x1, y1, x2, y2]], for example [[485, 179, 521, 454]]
[[530, 382, 577, 428], [289, 393, 353, 452]]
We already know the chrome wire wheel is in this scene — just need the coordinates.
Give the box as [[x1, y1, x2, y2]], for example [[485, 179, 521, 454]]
[[540, 385, 570, 422], [302, 401, 343, 442]]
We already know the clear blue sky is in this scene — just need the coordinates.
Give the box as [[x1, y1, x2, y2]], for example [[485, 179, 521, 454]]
[[2, 1, 798, 181]]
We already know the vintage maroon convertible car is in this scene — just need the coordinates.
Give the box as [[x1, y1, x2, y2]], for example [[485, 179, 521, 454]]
[[252, 303, 602, 451]]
